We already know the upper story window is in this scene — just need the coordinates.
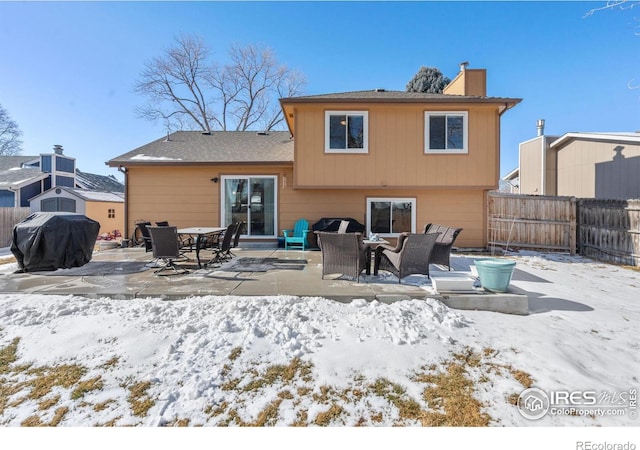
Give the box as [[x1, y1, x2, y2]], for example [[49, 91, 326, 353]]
[[325, 111, 368, 153], [425, 111, 468, 154], [41, 155, 52, 173], [56, 175, 75, 188], [108, 208, 116, 218], [55, 156, 75, 173]]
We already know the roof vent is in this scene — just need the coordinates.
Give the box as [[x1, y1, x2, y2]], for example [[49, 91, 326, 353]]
[[257, 131, 269, 136], [201, 131, 211, 135], [53, 144, 63, 155], [375, 88, 386, 92]]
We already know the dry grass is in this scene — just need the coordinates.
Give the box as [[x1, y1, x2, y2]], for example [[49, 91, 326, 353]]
[[1, 335, 535, 427], [0, 337, 158, 426], [127, 381, 155, 417]]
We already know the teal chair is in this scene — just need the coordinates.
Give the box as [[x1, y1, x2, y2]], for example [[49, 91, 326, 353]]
[[283, 219, 310, 251]]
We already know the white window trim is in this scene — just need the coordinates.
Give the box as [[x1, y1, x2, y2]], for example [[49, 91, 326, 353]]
[[366, 197, 416, 238], [325, 110, 369, 154], [424, 111, 469, 154], [220, 175, 278, 239]]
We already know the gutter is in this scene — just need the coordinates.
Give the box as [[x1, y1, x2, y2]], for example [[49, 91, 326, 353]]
[[117, 166, 129, 240]]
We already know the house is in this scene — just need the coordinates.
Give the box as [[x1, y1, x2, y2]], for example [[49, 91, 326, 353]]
[[0, 145, 124, 207], [501, 167, 520, 194], [29, 187, 124, 236], [0, 145, 125, 236], [510, 121, 640, 199], [107, 65, 521, 248]]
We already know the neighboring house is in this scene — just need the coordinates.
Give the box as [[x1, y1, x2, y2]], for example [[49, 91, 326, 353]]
[[0, 145, 125, 235], [510, 122, 640, 199], [29, 187, 124, 235], [0, 145, 124, 208], [501, 167, 520, 194], [108, 66, 521, 248]]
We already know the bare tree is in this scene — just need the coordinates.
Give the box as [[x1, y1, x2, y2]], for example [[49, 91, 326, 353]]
[[584, 0, 640, 17], [134, 35, 305, 133], [0, 104, 23, 156], [584, 1, 640, 88]]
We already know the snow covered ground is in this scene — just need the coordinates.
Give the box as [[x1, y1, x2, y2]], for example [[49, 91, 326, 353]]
[[0, 251, 638, 448]]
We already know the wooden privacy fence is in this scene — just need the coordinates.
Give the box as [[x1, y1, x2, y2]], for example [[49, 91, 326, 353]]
[[487, 193, 577, 255], [578, 199, 640, 267], [0, 207, 31, 248], [488, 193, 640, 266]]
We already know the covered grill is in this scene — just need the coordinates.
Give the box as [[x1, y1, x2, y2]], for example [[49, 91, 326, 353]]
[[11, 212, 100, 272], [310, 217, 365, 247]]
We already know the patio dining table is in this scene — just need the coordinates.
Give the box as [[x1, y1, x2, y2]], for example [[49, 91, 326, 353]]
[[362, 238, 389, 275], [177, 227, 226, 269]]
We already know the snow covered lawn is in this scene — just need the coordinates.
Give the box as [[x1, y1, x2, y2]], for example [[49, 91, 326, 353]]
[[0, 251, 638, 443]]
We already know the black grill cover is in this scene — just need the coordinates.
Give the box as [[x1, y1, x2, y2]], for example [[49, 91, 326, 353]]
[[310, 217, 365, 247], [11, 212, 100, 272]]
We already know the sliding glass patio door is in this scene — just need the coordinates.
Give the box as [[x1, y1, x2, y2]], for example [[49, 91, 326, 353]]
[[221, 176, 277, 237]]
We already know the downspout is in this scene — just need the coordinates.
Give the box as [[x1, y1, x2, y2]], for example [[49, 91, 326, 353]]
[[118, 166, 129, 239]]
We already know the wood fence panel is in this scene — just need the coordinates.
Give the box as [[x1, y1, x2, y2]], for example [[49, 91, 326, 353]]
[[487, 193, 576, 254], [578, 199, 640, 266], [0, 208, 31, 247]]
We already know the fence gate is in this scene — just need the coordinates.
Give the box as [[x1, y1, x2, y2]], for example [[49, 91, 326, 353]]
[[487, 193, 577, 255]]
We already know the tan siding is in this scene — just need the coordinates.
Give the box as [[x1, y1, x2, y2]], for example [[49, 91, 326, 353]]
[[442, 69, 486, 97], [126, 164, 488, 247], [557, 140, 640, 198], [293, 103, 500, 189], [519, 137, 544, 195], [281, 188, 486, 247], [125, 165, 289, 237]]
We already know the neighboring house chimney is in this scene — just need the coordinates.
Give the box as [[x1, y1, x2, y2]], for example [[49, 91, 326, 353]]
[[53, 144, 63, 155], [536, 119, 545, 137]]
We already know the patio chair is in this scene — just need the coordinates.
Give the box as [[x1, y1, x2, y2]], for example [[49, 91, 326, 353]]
[[316, 231, 368, 282], [283, 219, 310, 251], [135, 222, 153, 252], [147, 226, 190, 276], [374, 232, 439, 282], [229, 221, 245, 257], [423, 223, 463, 270], [206, 222, 238, 267]]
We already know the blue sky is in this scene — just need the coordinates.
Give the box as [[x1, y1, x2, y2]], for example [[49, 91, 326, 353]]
[[1, 1, 639, 180]]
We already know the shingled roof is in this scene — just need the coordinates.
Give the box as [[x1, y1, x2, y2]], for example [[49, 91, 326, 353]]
[[107, 131, 294, 167], [76, 170, 124, 193], [0, 156, 48, 188], [280, 89, 521, 104]]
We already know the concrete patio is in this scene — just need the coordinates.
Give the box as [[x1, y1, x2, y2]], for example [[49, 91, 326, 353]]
[[0, 246, 530, 314]]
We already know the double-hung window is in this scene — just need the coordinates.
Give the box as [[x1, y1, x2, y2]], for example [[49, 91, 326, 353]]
[[425, 111, 468, 154], [366, 198, 416, 237], [325, 111, 368, 153]]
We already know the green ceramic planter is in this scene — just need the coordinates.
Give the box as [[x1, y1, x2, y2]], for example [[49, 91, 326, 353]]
[[475, 258, 516, 293]]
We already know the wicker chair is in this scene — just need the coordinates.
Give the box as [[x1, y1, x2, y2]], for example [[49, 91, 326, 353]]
[[374, 232, 439, 282], [422, 224, 463, 270], [316, 231, 368, 282]]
